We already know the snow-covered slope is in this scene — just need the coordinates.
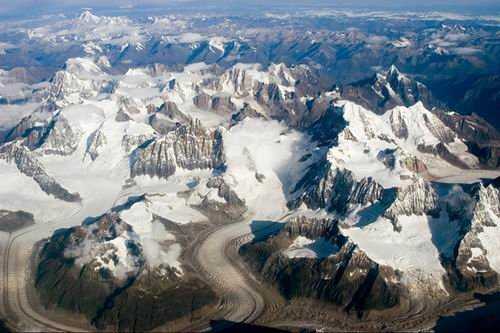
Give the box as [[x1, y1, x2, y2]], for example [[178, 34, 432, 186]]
[[1, 55, 499, 324]]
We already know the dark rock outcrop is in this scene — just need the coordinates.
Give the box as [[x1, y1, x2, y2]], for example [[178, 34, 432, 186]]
[[130, 119, 225, 179], [240, 216, 407, 316], [342, 65, 438, 114], [36, 213, 216, 332], [3, 112, 78, 156], [149, 101, 191, 134], [447, 185, 500, 291], [200, 176, 247, 221], [384, 178, 440, 231], [289, 160, 383, 215]]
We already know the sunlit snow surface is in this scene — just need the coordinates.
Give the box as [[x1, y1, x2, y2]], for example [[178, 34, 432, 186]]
[[343, 213, 458, 289], [332, 101, 481, 188], [119, 200, 182, 272], [0, 160, 77, 221], [223, 117, 310, 220], [284, 236, 339, 259]]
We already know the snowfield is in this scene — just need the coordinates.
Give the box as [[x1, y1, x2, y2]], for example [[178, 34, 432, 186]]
[[223, 117, 309, 220], [343, 213, 457, 290], [284, 236, 339, 259]]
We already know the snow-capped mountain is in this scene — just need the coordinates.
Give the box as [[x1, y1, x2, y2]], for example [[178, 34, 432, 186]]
[[342, 65, 438, 113], [0, 47, 499, 330]]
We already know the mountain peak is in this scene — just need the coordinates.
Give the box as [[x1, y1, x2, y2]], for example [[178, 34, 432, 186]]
[[388, 64, 401, 75], [78, 10, 100, 24], [386, 64, 408, 83]]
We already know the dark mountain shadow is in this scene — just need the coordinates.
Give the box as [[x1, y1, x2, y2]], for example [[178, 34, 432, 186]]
[[354, 188, 397, 228], [427, 213, 462, 262], [82, 215, 101, 226], [51, 227, 71, 238], [281, 105, 348, 206], [110, 194, 145, 213], [249, 220, 285, 243], [355, 201, 389, 228], [0, 319, 12, 333], [428, 183, 471, 262], [434, 292, 500, 333], [482, 176, 500, 189], [209, 319, 289, 333]]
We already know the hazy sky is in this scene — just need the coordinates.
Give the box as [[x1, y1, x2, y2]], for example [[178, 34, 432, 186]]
[[1, 0, 499, 18]]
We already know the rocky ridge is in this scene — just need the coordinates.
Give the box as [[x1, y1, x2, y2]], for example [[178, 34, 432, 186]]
[[240, 216, 408, 317], [0, 142, 80, 202], [130, 119, 225, 179], [36, 211, 215, 331]]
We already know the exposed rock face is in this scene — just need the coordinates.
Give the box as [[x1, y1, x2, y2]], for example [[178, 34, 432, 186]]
[[389, 109, 409, 139], [401, 155, 428, 174], [246, 182, 500, 320], [421, 113, 456, 144], [471, 185, 500, 226], [200, 176, 247, 221], [121, 133, 154, 154], [3, 112, 79, 156], [0, 210, 34, 232], [3, 111, 52, 148], [130, 120, 225, 179], [290, 160, 383, 215], [307, 104, 347, 146], [38, 115, 79, 155], [0, 142, 81, 202], [93, 270, 215, 331], [115, 110, 132, 122], [450, 185, 500, 291], [240, 216, 407, 316], [230, 103, 265, 126], [341, 66, 497, 169], [36, 213, 215, 331], [149, 101, 191, 134], [385, 104, 456, 146], [215, 64, 261, 96], [48, 58, 113, 106], [193, 92, 211, 109], [115, 96, 143, 122], [1, 52, 497, 329], [342, 65, 436, 114], [206, 177, 245, 207], [117, 96, 142, 116], [384, 178, 440, 230], [85, 128, 107, 161], [439, 112, 500, 145], [466, 142, 500, 169], [349, 177, 384, 207], [417, 142, 471, 169], [377, 149, 398, 169], [61, 213, 146, 280], [209, 63, 317, 126], [255, 82, 285, 106], [434, 100, 500, 168], [210, 95, 235, 113], [376, 149, 424, 174], [115, 96, 144, 121], [157, 101, 189, 121]]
